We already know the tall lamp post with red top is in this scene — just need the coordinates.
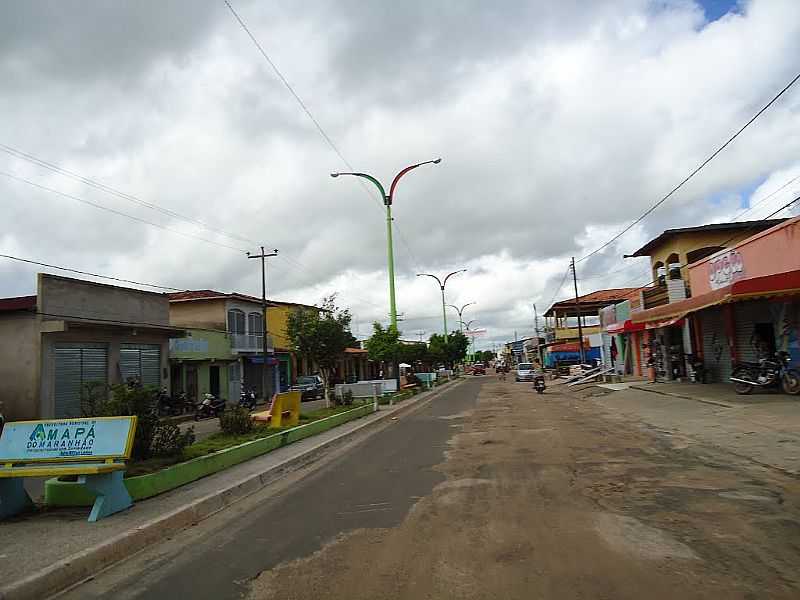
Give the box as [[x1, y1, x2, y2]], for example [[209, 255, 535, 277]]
[[331, 159, 441, 331]]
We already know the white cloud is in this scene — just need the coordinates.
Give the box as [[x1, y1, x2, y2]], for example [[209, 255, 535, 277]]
[[1, 0, 799, 349]]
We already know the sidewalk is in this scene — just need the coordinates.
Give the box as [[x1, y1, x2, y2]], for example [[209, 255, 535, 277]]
[[0, 380, 462, 600], [628, 380, 792, 408], [586, 384, 800, 477]]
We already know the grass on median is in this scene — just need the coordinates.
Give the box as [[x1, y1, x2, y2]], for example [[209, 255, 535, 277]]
[[179, 402, 366, 462], [61, 403, 370, 480]]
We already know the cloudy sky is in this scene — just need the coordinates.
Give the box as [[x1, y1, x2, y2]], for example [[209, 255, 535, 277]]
[[2, 0, 799, 349]]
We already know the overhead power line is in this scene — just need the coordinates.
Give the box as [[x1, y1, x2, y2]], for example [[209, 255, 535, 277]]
[[224, 0, 430, 278], [541, 265, 572, 311], [730, 172, 800, 222], [224, 0, 359, 185], [0, 253, 183, 291], [0, 169, 246, 253], [576, 170, 800, 284], [0, 142, 256, 247], [0, 142, 317, 275], [617, 194, 800, 295], [577, 69, 800, 264]]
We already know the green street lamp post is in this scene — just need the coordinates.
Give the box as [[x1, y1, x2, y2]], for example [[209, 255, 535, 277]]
[[447, 302, 476, 333], [461, 319, 478, 360], [331, 159, 441, 331], [417, 270, 466, 337]]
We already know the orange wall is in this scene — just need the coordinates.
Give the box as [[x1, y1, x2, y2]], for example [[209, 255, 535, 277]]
[[689, 217, 800, 295]]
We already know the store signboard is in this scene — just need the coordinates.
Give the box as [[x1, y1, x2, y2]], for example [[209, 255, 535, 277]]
[[708, 250, 745, 290]]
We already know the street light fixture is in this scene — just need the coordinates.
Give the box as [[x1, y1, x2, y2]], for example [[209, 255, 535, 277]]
[[461, 319, 479, 360], [447, 302, 476, 333], [416, 269, 466, 337], [331, 158, 442, 331]]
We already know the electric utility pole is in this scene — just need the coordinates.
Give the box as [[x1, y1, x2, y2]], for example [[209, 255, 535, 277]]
[[571, 257, 586, 365], [248, 247, 279, 401], [533, 302, 544, 366]]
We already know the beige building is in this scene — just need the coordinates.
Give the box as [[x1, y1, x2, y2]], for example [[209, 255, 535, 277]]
[[627, 219, 786, 308], [0, 274, 183, 421]]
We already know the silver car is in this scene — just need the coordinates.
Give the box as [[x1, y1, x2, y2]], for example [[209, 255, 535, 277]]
[[515, 363, 535, 382]]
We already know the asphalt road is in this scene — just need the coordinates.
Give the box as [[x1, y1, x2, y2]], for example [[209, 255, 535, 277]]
[[60, 375, 800, 599], [62, 378, 481, 600]]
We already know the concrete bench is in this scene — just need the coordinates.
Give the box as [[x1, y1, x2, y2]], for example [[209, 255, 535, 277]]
[[0, 416, 137, 522]]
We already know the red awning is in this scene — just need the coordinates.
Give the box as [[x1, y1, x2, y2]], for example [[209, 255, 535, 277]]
[[645, 317, 685, 330], [606, 320, 646, 334], [631, 268, 800, 324]]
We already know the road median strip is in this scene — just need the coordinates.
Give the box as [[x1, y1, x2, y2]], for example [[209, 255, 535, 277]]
[[0, 376, 464, 600], [44, 403, 375, 507]]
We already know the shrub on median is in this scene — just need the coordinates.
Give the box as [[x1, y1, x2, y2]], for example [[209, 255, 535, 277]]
[[219, 405, 255, 435]]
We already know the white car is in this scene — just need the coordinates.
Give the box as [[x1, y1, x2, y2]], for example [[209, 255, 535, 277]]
[[515, 363, 535, 382]]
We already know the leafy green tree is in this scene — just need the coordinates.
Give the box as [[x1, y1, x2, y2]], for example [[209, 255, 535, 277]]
[[399, 342, 429, 367], [364, 323, 400, 364], [475, 350, 495, 363], [286, 295, 354, 407], [429, 331, 469, 367]]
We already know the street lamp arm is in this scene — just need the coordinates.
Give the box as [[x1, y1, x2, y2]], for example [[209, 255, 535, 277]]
[[388, 158, 442, 202], [447, 301, 475, 317], [442, 269, 467, 287], [330, 172, 387, 201], [416, 273, 443, 287]]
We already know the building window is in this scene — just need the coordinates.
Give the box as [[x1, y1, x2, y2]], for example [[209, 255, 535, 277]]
[[248, 312, 263, 336], [227, 309, 245, 335]]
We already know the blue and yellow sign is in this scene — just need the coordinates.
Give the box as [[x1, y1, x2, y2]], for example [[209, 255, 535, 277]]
[[0, 416, 137, 462]]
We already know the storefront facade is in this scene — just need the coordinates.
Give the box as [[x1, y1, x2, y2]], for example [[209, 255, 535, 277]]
[[601, 300, 647, 377], [632, 217, 800, 384]]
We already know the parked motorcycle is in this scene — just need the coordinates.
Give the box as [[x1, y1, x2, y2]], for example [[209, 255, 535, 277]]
[[533, 374, 546, 394], [687, 354, 707, 384], [239, 387, 257, 411], [730, 351, 800, 395], [194, 393, 227, 420], [157, 388, 182, 417], [176, 391, 194, 414]]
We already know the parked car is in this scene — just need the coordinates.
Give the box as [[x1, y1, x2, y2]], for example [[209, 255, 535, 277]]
[[516, 363, 536, 382], [290, 375, 325, 401], [471, 363, 486, 376]]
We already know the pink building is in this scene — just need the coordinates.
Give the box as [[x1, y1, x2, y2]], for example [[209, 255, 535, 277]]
[[632, 216, 800, 383]]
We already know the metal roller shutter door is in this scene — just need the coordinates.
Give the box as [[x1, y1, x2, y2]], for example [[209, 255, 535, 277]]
[[701, 310, 732, 383], [120, 344, 161, 388], [54, 344, 108, 418], [734, 300, 772, 364]]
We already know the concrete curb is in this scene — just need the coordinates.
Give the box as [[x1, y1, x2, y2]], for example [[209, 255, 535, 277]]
[[628, 384, 737, 409], [0, 377, 464, 600]]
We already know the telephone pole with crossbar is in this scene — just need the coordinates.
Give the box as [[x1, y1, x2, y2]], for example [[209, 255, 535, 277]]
[[248, 247, 279, 401]]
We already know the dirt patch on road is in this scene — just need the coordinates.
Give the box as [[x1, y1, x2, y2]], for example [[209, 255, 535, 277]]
[[248, 380, 800, 599]]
